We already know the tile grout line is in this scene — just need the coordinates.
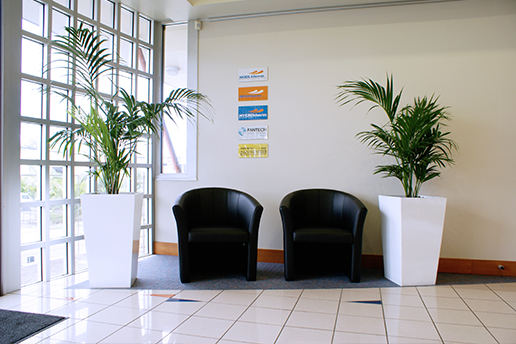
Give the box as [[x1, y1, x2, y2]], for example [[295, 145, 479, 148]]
[[416, 286, 445, 344], [330, 287, 344, 344], [272, 288, 305, 344], [450, 284, 501, 344]]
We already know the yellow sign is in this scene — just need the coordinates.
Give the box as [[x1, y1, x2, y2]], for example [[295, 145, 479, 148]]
[[238, 86, 268, 101], [238, 144, 268, 158]]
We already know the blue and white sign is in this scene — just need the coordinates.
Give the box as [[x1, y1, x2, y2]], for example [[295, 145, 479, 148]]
[[238, 105, 268, 121], [238, 67, 268, 83], [238, 125, 268, 140]]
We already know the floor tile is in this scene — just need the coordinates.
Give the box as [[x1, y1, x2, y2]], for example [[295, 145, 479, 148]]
[[127, 310, 189, 332], [99, 326, 167, 343], [383, 304, 432, 322], [160, 333, 218, 343], [294, 297, 340, 314], [151, 299, 206, 315], [0, 293, 41, 309], [489, 327, 516, 344], [421, 295, 469, 310], [79, 289, 136, 306], [252, 294, 298, 310], [86, 305, 148, 325], [222, 321, 283, 344], [10, 296, 71, 314], [238, 305, 292, 325], [286, 310, 337, 330], [172, 315, 234, 339], [454, 287, 501, 300], [49, 320, 121, 343], [194, 301, 248, 320], [381, 287, 419, 296], [47, 300, 109, 320], [114, 293, 168, 310], [381, 293, 424, 307], [260, 289, 303, 298], [435, 322, 498, 344], [385, 318, 441, 341], [464, 298, 516, 314], [340, 288, 381, 301], [332, 331, 388, 344], [300, 288, 342, 300], [339, 301, 384, 318], [210, 289, 261, 306], [427, 307, 483, 326], [387, 336, 442, 343], [335, 314, 386, 336], [475, 311, 516, 329], [417, 285, 458, 297], [173, 290, 221, 302], [275, 326, 334, 344], [492, 290, 516, 302]]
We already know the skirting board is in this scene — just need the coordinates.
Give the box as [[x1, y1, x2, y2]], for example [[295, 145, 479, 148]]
[[154, 242, 516, 277]]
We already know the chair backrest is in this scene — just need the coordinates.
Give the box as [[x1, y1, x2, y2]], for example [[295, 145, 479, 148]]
[[286, 189, 365, 229], [179, 187, 261, 228]]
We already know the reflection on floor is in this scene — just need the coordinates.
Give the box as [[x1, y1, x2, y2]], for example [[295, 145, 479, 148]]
[[1, 271, 515, 343]]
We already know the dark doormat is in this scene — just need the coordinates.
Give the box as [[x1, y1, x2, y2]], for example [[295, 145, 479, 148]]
[[0, 309, 66, 344]]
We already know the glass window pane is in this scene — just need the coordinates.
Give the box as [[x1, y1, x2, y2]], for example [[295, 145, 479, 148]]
[[120, 7, 134, 37], [75, 240, 87, 271], [162, 116, 187, 173], [22, 0, 45, 36], [49, 126, 68, 161], [50, 165, 67, 199], [21, 80, 44, 119], [50, 88, 70, 122], [21, 248, 42, 286], [50, 243, 68, 278], [119, 38, 133, 67], [74, 203, 84, 236], [137, 76, 150, 102], [100, 0, 115, 28], [49, 204, 67, 238], [21, 122, 43, 160], [54, 0, 71, 9], [74, 138, 90, 162], [22, 38, 44, 77], [136, 168, 148, 194], [77, 0, 94, 19], [51, 48, 71, 84], [98, 67, 114, 95], [119, 71, 133, 95], [137, 46, 150, 73], [21, 206, 41, 244], [51, 9, 70, 39], [139, 16, 151, 44], [141, 197, 149, 225], [21, 165, 42, 201], [74, 166, 90, 198]]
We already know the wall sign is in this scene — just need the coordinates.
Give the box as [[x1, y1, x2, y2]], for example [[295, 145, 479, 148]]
[[238, 105, 268, 120], [238, 144, 268, 158], [238, 67, 268, 82], [238, 125, 268, 140], [238, 86, 268, 101]]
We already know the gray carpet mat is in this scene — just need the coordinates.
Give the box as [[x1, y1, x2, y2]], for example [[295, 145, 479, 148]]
[[0, 309, 66, 344], [69, 254, 516, 290]]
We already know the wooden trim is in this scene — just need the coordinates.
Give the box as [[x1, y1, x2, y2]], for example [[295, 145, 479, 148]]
[[153, 242, 516, 277]]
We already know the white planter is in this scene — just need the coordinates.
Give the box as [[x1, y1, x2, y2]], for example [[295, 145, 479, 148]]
[[379, 195, 447, 286], [81, 193, 143, 288]]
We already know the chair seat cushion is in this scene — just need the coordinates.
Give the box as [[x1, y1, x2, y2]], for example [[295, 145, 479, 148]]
[[293, 227, 353, 243], [188, 226, 250, 243]]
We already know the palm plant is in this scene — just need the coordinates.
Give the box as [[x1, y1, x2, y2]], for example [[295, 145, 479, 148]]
[[336, 75, 457, 197], [49, 25, 212, 194]]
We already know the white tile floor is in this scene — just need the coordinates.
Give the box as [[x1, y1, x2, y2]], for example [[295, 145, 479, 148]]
[[1, 272, 516, 343]]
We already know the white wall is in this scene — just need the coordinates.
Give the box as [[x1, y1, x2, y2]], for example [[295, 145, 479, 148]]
[[155, 0, 516, 261]]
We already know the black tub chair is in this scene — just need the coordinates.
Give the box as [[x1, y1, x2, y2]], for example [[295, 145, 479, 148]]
[[279, 189, 367, 282], [172, 187, 263, 283]]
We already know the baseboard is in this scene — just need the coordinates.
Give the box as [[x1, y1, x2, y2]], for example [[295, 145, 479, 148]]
[[153, 242, 516, 277]]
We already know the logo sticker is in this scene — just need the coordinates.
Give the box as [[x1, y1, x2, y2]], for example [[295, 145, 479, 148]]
[[238, 105, 268, 120], [238, 67, 268, 82], [238, 86, 268, 101]]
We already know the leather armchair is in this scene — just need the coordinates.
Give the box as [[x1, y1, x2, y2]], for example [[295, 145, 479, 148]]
[[280, 189, 367, 282], [172, 187, 263, 283]]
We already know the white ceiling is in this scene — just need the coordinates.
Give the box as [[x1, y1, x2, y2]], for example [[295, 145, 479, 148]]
[[118, 0, 444, 23]]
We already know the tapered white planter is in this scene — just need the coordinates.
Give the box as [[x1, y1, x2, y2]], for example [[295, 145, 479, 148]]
[[81, 193, 143, 288], [379, 195, 447, 286]]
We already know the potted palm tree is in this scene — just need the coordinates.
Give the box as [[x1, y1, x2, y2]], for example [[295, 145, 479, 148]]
[[336, 75, 457, 286], [49, 25, 212, 288]]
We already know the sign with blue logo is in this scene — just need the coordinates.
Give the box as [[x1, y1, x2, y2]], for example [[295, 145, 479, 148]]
[[238, 125, 268, 140], [238, 105, 268, 121]]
